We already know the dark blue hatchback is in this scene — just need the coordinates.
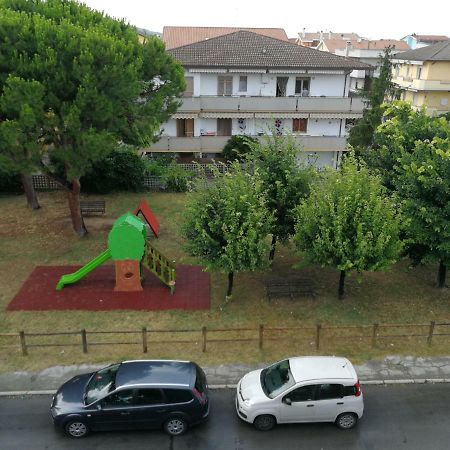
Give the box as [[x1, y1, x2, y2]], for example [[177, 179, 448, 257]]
[[51, 360, 209, 438]]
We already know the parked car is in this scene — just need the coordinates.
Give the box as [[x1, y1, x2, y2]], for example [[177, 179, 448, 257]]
[[51, 360, 209, 438], [235, 356, 363, 431]]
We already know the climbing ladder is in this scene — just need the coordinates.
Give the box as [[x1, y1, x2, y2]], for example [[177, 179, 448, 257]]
[[142, 241, 176, 294]]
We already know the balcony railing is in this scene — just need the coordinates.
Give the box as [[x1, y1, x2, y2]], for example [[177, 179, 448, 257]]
[[145, 135, 347, 153], [178, 96, 365, 113]]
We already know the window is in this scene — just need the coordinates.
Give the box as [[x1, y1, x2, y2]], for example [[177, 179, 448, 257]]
[[239, 76, 247, 92], [286, 385, 318, 402], [293, 118, 307, 133], [102, 389, 136, 407], [261, 359, 295, 398], [176, 118, 194, 137], [395, 65, 400, 77], [406, 65, 410, 77], [218, 76, 233, 96], [276, 77, 288, 97], [318, 384, 344, 400], [295, 77, 310, 96], [164, 389, 193, 404], [134, 388, 164, 406], [217, 118, 232, 136], [416, 67, 422, 79], [184, 77, 194, 97], [413, 93, 418, 106], [85, 364, 120, 405]]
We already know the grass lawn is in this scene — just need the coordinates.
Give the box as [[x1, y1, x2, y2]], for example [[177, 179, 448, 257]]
[[1, 191, 449, 372]]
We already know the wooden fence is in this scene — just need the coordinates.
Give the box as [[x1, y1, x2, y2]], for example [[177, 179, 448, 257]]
[[1, 321, 449, 356]]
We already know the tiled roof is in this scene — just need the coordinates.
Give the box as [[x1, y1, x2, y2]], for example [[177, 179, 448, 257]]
[[163, 26, 288, 49], [323, 39, 409, 53], [169, 31, 371, 70], [393, 41, 450, 61], [300, 32, 360, 41], [415, 34, 449, 42]]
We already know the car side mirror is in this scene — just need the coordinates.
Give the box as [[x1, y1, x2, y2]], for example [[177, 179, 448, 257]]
[[283, 397, 292, 406]]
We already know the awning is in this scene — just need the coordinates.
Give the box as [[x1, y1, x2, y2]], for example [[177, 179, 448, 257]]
[[200, 112, 254, 118], [309, 113, 363, 119], [254, 113, 309, 119], [172, 113, 199, 119]]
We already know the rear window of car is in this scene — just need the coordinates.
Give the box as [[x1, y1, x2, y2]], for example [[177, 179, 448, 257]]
[[164, 388, 193, 404], [344, 385, 357, 396], [194, 364, 207, 393]]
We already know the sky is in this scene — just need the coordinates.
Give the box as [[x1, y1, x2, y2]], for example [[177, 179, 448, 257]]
[[77, 0, 449, 40]]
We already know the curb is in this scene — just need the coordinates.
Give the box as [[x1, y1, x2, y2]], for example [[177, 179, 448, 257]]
[[1, 378, 449, 397]]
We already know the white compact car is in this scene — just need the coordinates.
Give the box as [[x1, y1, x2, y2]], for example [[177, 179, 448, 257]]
[[236, 356, 364, 431]]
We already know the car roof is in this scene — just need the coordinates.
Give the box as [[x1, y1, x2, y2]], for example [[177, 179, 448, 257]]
[[115, 360, 195, 389], [288, 356, 357, 383]]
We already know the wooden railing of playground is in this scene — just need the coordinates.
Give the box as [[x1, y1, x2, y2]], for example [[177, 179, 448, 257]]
[[0, 322, 449, 356]]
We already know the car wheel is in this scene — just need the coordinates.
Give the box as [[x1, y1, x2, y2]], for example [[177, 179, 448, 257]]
[[253, 414, 276, 431], [164, 417, 188, 436], [64, 419, 89, 438], [335, 412, 358, 430]]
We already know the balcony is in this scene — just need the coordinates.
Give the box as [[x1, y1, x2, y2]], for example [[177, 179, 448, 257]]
[[145, 135, 347, 153], [178, 96, 365, 114]]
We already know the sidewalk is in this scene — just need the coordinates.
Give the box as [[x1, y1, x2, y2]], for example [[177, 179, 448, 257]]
[[1, 355, 450, 394]]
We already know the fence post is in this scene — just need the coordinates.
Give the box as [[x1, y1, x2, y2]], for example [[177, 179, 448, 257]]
[[202, 326, 207, 352], [19, 331, 28, 356], [81, 329, 88, 353], [315, 324, 321, 351], [427, 321, 435, 346], [142, 327, 148, 353], [259, 324, 264, 350], [372, 323, 379, 348]]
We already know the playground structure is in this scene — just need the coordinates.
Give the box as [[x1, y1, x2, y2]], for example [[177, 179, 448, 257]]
[[56, 200, 176, 293]]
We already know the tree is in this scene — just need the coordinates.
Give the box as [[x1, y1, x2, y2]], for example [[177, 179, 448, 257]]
[[181, 163, 273, 299], [222, 135, 258, 162], [294, 155, 403, 299], [247, 133, 316, 262], [395, 137, 450, 287], [0, 76, 45, 209], [348, 47, 398, 153], [0, 0, 185, 235]]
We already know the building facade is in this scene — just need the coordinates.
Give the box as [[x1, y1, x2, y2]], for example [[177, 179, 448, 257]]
[[392, 41, 450, 116], [402, 34, 449, 50], [145, 31, 370, 168]]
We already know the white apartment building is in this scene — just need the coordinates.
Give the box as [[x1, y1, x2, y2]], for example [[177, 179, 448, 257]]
[[145, 31, 371, 168]]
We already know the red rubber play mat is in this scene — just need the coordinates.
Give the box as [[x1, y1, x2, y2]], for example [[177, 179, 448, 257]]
[[7, 265, 210, 311]]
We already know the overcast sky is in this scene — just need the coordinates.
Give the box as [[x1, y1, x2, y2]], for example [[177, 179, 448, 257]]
[[77, 0, 449, 40]]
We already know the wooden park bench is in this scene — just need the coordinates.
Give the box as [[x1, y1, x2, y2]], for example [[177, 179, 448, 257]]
[[80, 200, 106, 216], [266, 278, 316, 302]]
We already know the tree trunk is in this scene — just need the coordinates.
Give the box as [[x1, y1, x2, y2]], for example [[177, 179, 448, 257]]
[[338, 270, 346, 300], [226, 271, 234, 298], [67, 178, 87, 237], [269, 235, 277, 263], [20, 173, 40, 210], [438, 261, 447, 288]]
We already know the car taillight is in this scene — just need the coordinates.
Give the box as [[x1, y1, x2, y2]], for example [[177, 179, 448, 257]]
[[193, 388, 207, 405], [354, 381, 361, 397]]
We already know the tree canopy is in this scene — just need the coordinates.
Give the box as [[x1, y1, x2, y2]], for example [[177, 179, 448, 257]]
[[0, 0, 185, 234], [294, 155, 403, 299], [181, 163, 273, 298]]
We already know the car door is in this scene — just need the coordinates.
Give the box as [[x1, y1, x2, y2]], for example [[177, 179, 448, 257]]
[[90, 388, 137, 431], [128, 388, 167, 430], [314, 383, 346, 421], [278, 384, 319, 423]]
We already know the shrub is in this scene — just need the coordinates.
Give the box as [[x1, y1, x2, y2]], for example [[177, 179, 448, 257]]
[[161, 161, 195, 192], [81, 148, 146, 194], [222, 135, 258, 162], [0, 166, 22, 193]]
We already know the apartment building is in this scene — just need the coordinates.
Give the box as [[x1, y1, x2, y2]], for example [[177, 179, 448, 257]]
[[145, 30, 370, 168], [402, 34, 449, 50], [392, 41, 450, 116]]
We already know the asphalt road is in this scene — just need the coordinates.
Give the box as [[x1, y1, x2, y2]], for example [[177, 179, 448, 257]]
[[1, 384, 449, 450]]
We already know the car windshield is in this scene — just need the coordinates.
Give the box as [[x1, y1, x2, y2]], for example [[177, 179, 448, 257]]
[[260, 359, 295, 398], [84, 364, 120, 405]]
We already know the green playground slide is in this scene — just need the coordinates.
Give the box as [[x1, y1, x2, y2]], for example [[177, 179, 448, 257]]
[[56, 249, 111, 290]]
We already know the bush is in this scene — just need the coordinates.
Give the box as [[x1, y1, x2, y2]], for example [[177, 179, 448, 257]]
[[0, 166, 22, 193], [144, 155, 174, 176], [222, 135, 258, 162], [161, 161, 195, 192], [81, 148, 146, 194]]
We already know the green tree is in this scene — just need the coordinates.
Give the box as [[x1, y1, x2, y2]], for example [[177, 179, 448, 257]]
[[0, 0, 185, 235], [294, 155, 403, 299], [395, 137, 450, 287], [0, 76, 45, 209], [248, 133, 316, 261], [222, 135, 258, 162], [348, 47, 398, 153], [182, 163, 273, 298]]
